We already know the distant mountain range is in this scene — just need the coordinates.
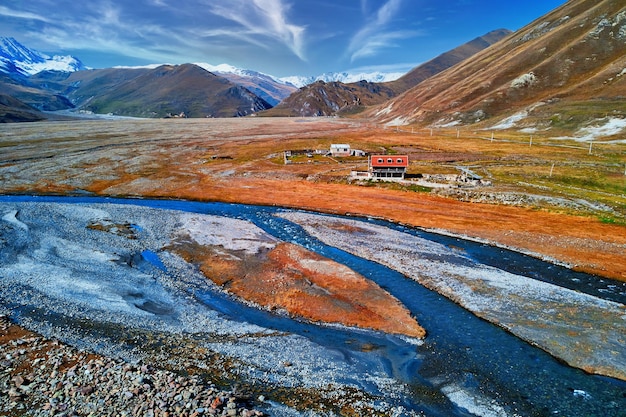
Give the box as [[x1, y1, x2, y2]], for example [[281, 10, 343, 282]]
[[3, 0, 623, 139], [0, 36, 411, 120], [280, 71, 405, 89]]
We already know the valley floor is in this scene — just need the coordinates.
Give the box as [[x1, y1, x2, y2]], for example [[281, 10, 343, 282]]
[[0, 117, 625, 415], [1, 117, 622, 281]]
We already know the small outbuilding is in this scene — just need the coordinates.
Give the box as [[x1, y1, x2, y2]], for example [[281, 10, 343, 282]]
[[369, 155, 409, 179], [330, 144, 351, 157]]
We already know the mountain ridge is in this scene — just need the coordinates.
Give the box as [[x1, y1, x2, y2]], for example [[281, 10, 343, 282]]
[[280, 70, 406, 89], [262, 29, 512, 117], [366, 0, 626, 137]]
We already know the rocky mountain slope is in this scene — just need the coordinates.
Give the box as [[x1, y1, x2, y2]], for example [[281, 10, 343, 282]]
[[368, 0, 626, 135], [263, 79, 397, 117], [388, 29, 512, 94], [0, 72, 74, 113], [264, 29, 511, 117]]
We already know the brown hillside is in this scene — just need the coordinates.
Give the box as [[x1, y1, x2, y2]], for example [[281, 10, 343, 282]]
[[0, 93, 45, 122], [56, 67, 152, 107], [81, 64, 272, 118], [263, 80, 396, 116], [368, 0, 626, 131]]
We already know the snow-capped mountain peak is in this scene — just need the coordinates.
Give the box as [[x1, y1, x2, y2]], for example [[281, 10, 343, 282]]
[[194, 63, 405, 89], [0, 37, 86, 76], [280, 71, 405, 88]]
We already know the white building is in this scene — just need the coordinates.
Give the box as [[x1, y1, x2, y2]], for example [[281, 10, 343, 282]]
[[329, 144, 351, 157]]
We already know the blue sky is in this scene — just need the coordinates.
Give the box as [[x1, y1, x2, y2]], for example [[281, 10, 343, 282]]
[[1, 0, 566, 77]]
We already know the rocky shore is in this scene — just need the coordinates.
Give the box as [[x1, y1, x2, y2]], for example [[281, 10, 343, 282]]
[[0, 315, 264, 417]]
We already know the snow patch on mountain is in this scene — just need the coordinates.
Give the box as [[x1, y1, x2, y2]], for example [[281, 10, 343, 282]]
[[572, 118, 626, 142], [490, 102, 546, 130], [0, 37, 85, 76], [491, 110, 530, 130], [385, 116, 411, 127], [194, 63, 299, 105]]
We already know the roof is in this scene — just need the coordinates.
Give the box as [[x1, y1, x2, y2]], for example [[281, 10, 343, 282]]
[[330, 144, 350, 149], [370, 155, 409, 168]]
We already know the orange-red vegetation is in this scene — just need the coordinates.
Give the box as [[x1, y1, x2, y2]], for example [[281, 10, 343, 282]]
[[172, 241, 426, 338]]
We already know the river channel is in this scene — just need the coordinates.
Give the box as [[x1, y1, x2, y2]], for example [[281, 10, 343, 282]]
[[0, 195, 625, 417]]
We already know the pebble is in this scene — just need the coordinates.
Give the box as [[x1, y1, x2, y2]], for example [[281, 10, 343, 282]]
[[0, 316, 265, 416]]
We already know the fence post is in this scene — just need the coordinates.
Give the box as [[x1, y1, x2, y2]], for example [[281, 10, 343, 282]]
[[588, 142, 593, 155], [529, 136, 533, 147], [549, 163, 554, 177]]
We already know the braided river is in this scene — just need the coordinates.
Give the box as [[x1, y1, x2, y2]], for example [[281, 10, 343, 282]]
[[0, 195, 624, 416]]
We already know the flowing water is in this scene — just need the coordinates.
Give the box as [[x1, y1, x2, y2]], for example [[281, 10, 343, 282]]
[[1, 195, 625, 416]]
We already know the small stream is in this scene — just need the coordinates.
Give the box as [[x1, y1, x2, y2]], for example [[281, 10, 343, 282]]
[[1, 195, 625, 416]]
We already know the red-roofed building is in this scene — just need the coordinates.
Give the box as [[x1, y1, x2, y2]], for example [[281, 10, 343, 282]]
[[369, 155, 409, 179]]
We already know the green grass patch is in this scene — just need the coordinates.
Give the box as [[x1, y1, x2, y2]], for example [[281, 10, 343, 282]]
[[597, 215, 626, 226]]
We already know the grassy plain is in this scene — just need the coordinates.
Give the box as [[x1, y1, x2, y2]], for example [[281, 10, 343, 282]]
[[0, 117, 625, 280]]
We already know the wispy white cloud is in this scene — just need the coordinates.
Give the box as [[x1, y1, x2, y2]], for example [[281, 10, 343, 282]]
[[0, 5, 50, 22], [21, 1, 184, 63], [347, 0, 419, 62], [197, 27, 270, 51], [206, 0, 307, 61]]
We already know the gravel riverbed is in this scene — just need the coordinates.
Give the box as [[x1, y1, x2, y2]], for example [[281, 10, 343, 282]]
[[0, 315, 264, 417], [0, 200, 423, 416]]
